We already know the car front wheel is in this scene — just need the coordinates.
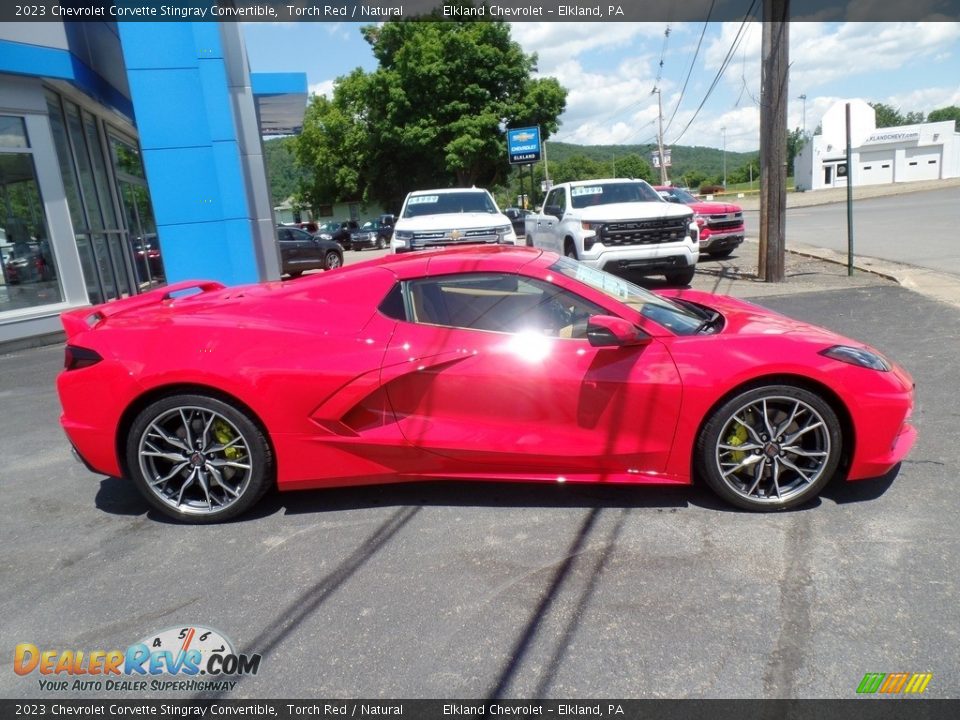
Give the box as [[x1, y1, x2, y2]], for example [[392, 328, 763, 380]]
[[126, 394, 274, 523], [665, 268, 696, 285], [324, 251, 342, 269], [696, 385, 843, 511]]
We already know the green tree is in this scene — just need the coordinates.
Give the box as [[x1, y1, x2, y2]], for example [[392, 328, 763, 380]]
[[296, 8, 566, 211], [613, 153, 655, 182], [927, 105, 960, 130], [869, 103, 924, 128], [787, 128, 807, 175]]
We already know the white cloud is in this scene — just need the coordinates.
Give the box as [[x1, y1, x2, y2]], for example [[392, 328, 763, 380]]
[[511, 22, 667, 69], [309, 79, 334, 98]]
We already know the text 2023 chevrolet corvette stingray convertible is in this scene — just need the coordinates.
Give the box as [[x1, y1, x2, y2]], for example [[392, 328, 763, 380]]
[[57, 246, 916, 523]]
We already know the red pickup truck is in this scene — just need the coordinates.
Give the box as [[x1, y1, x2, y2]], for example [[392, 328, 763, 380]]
[[655, 186, 745, 258]]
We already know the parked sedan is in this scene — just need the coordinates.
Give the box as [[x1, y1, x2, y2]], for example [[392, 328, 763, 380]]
[[57, 246, 915, 523], [277, 226, 342, 276]]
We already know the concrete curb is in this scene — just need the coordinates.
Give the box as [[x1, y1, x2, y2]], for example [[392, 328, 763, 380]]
[[781, 240, 960, 309]]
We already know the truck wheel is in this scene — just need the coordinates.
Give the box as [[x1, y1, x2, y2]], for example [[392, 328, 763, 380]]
[[564, 240, 578, 260], [665, 268, 696, 286]]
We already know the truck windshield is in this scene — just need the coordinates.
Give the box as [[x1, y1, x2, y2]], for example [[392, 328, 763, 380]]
[[548, 256, 706, 335], [403, 192, 498, 218], [569, 181, 662, 209]]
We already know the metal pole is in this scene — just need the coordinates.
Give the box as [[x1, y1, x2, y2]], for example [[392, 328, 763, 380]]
[[655, 88, 668, 185], [542, 138, 550, 185], [799, 94, 807, 133], [846, 102, 854, 276]]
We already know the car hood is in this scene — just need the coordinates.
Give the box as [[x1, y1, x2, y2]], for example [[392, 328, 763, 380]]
[[395, 213, 510, 231], [688, 201, 742, 214], [661, 289, 850, 342], [574, 202, 693, 222]]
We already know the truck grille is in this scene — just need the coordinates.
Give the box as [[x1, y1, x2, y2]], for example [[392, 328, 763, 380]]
[[599, 217, 690, 246], [706, 212, 743, 232], [412, 228, 499, 247]]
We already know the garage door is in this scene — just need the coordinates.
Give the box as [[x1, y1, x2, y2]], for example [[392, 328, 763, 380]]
[[900, 147, 942, 182], [859, 151, 894, 185]]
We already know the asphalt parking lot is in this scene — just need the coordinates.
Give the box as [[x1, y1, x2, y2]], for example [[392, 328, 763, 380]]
[[1, 251, 958, 700]]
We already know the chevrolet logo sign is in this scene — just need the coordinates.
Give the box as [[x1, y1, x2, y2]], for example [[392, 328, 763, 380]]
[[513, 131, 535, 142], [449, 230, 462, 240]]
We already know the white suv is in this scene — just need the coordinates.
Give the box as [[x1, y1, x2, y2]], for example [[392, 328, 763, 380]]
[[391, 188, 518, 253], [526, 178, 699, 285]]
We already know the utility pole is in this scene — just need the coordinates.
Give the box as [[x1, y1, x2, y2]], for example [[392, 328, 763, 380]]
[[799, 93, 807, 134], [654, 87, 668, 184], [721, 126, 727, 188], [758, 0, 790, 283]]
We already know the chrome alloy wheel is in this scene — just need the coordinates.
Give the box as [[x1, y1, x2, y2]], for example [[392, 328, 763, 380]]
[[137, 406, 253, 516], [714, 395, 832, 504]]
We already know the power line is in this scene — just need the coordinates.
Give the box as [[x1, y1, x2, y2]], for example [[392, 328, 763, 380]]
[[662, 1, 716, 137], [669, 0, 759, 146]]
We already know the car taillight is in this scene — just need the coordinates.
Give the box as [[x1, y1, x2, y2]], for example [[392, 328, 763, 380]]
[[64, 345, 103, 370]]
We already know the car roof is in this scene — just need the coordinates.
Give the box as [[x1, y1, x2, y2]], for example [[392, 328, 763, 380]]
[[407, 187, 490, 196], [333, 245, 545, 279], [564, 178, 646, 186]]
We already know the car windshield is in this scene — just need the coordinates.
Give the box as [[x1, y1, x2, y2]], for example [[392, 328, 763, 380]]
[[660, 188, 698, 204], [403, 191, 498, 218], [318, 222, 340, 232], [548, 256, 706, 335], [360, 221, 377, 231], [569, 181, 662, 209]]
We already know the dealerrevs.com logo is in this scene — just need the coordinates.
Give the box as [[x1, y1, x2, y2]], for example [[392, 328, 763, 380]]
[[14, 626, 261, 693]]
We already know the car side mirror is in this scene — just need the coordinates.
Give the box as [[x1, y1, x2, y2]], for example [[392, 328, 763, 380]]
[[586, 315, 651, 348], [544, 204, 563, 220]]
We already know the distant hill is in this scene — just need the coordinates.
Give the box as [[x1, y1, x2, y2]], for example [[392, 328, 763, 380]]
[[543, 141, 757, 183]]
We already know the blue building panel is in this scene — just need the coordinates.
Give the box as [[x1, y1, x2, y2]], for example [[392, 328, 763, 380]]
[[125, 68, 212, 150], [140, 146, 224, 225], [211, 140, 249, 221], [0, 40, 74, 79], [250, 72, 308, 96], [117, 22, 203, 71], [197, 59, 235, 142]]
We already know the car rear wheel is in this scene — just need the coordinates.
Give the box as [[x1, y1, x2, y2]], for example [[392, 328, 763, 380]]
[[377, 235, 388, 250], [126, 394, 273, 523], [324, 251, 342, 270], [665, 268, 696, 285], [696, 385, 842, 511]]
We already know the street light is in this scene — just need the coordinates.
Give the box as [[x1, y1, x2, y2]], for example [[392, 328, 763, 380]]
[[799, 93, 807, 134]]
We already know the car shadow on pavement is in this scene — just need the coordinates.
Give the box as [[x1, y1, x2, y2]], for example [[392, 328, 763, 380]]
[[94, 467, 897, 524]]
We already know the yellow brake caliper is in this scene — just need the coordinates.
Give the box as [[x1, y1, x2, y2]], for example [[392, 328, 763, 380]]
[[213, 419, 239, 460], [726, 423, 749, 463]]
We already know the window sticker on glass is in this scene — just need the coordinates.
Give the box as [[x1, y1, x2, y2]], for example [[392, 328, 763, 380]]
[[408, 195, 439, 205], [571, 186, 603, 197], [574, 263, 630, 300]]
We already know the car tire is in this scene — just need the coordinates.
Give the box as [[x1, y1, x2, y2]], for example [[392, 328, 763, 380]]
[[377, 236, 388, 250], [696, 384, 843, 511], [286, 270, 302, 278], [665, 268, 696, 285], [324, 251, 342, 270], [126, 394, 274, 524], [710, 248, 735, 259], [564, 240, 578, 260]]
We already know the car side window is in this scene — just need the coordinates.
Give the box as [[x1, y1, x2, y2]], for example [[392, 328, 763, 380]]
[[545, 188, 565, 214], [405, 273, 605, 339], [278, 228, 292, 242]]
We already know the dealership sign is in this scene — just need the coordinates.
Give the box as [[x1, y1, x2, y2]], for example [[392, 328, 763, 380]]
[[507, 126, 541, 165], [863, 131, 920, 145]]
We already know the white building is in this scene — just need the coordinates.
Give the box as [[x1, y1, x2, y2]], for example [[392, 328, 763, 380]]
[[794, 99, 960, 191]]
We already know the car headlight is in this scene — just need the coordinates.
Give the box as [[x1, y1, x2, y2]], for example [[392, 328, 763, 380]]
[[820, 345, 891, 371], [495, 225, 514, 243], [694, 214, 707, 227], [393, 230, 413, 247], [581, 221, 603, 232], [319, 233, 333, 240]]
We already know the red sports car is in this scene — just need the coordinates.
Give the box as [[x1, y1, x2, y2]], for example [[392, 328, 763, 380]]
[[57, 246, 916, 523]]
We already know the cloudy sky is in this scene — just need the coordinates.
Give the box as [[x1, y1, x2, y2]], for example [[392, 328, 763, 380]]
[[242, 21, 960, 152]]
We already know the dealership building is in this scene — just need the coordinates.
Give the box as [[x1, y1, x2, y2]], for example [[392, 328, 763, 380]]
[[0, 22, 307, 347], [794, 99, 960, 192]]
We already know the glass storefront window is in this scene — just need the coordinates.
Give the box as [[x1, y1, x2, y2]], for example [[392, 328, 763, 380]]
[[0, 151, 64, 310], [0, 117, 29, 149]]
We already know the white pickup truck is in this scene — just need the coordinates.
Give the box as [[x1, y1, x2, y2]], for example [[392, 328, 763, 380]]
[[525, 178, 699, 285]]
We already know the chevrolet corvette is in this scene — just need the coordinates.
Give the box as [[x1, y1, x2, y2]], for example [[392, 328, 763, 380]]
[[57, 246, 916, 523]]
